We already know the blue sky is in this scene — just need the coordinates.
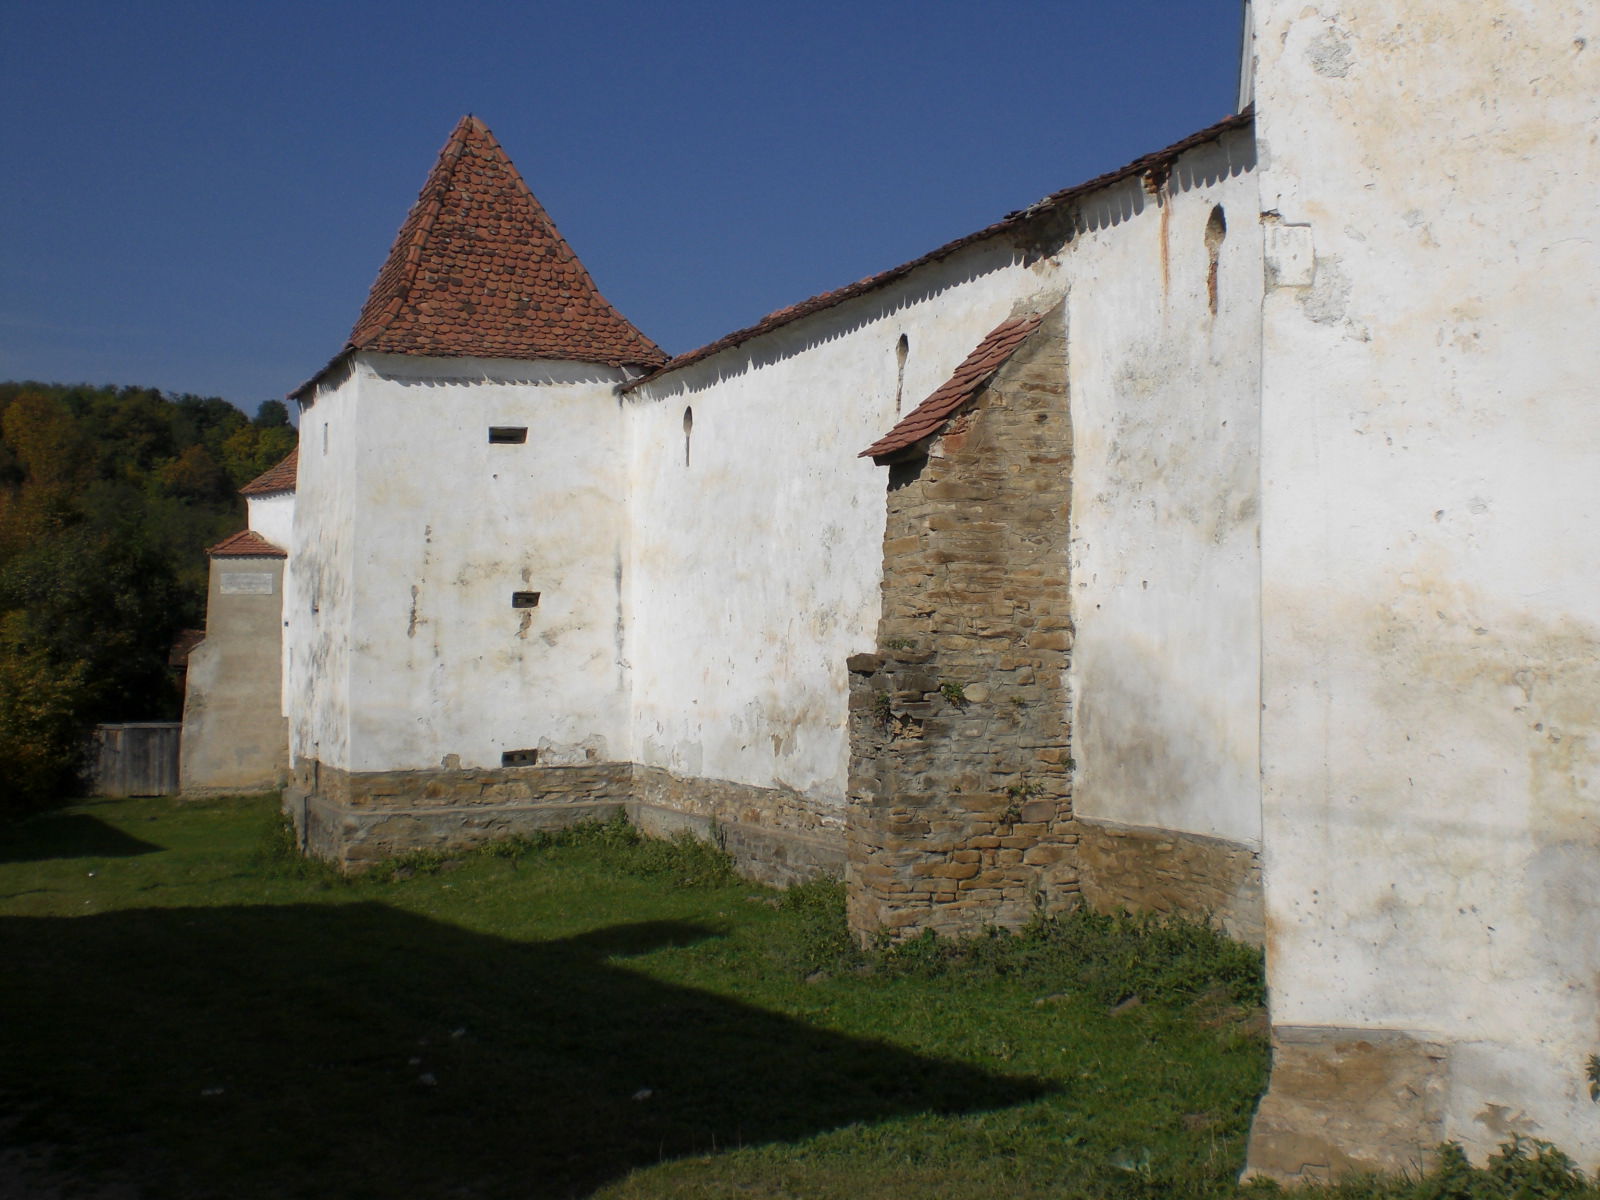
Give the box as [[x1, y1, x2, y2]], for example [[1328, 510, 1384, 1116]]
[[1, 1, 1245, 415]]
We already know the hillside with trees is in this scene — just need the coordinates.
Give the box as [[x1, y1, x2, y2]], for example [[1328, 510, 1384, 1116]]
[[0, 382, 295, 813]]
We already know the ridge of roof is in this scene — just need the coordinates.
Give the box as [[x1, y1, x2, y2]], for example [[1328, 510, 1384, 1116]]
[[240, 446, 298, 495], [208, 529, 287, 558], [861, 312, 1045, 460], [291, 115, 665, 399], [623, 109, 1252, 394]]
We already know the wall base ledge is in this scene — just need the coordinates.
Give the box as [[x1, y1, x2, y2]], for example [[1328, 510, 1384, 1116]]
[[285, 759, 845, 886], [1244, 1024, 1449, 1184]]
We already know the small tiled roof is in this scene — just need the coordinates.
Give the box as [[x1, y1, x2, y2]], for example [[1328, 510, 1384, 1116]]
[[292, 116, 664, 400], [240, 446, 298, 495], [625, 109, 1252, 393], [207, 529, 286, 559], [861, 312, 1045, 461]]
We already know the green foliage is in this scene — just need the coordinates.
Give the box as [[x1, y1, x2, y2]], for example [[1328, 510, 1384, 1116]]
[[939, 679, 967, 705], [1002, 778, 1041, 824], [871, 689, 894, 722], [1, 796, 1274, 1200], [1270, 1137, 1600, 1200], [0, 381, 296, 815], [371, 815, 741, 890], [253, 399, 290, 429], [771, 876, 858, 976], [875, 904, 1266, 1010]]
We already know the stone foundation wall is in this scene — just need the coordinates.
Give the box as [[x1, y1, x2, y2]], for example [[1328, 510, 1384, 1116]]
[[846, 304, 1079, 940], [287, 758, 845, 882], [1075, 817, 1264, 945], [288, 759, 634, 869], [633, 766, 845, 886], [1245, 1027, 1449, 1183]]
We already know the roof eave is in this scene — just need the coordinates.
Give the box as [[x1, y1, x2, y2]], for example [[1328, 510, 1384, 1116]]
[[623, 108, 1253, 395]]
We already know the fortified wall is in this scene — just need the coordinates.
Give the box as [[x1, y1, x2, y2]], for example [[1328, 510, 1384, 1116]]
[[256, 112, 1263, 952], [185, 5, 1600, 1179]]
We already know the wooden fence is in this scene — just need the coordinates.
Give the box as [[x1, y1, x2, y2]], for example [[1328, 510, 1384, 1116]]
[[91, 723, 182, 797]]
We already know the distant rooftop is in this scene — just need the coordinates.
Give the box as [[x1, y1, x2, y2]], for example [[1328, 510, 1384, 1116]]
[[207, 529, 286, 558], [240, 447, 297, 496]]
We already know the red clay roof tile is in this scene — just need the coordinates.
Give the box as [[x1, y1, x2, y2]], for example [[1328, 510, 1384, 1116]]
[[207, 529, 286, 558], [861, 312, 1045, 460], [239, 446, 297, 495], [292, 116, 664, 398]]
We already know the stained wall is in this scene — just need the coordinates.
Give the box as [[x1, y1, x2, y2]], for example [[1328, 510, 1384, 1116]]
[[290, 355, 633, 777], [623, 240, 1041, 826], [1249, 0, 1600, 1175], [179, 552, 289, 794]]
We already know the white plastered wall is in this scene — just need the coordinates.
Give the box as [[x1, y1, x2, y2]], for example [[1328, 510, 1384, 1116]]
[[246, 489, 295, 725], [288, 368, 359, 771], [1067, 128, 1263, 847], [1254, 1, 1600, 1159], [624, 128, 1263, 833], [346, 355, 631, 772], [289, 355, 633, 774], [246, 491, 294, 552], [624, 241, 1048, 805]]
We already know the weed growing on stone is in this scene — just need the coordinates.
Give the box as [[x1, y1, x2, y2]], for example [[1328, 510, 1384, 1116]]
[[871, 689, 894, 723], [1249, 1137, 1600, 1200], [939, 679, 968, 705]]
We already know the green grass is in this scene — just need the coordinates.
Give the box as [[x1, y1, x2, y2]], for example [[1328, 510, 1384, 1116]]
[[0, 795, 1276, 1198]]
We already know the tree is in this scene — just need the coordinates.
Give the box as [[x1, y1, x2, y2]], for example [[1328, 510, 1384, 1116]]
[[0, 380, 297, 812]]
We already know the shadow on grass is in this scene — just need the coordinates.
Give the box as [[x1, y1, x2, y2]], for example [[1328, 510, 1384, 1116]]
[[3, 903, 1050, 1199], [0, 812, 164, 864]]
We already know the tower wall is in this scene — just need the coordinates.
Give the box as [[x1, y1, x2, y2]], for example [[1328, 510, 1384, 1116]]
[[179, 552, 289, 795], [1248, 1, 1600, 1177]]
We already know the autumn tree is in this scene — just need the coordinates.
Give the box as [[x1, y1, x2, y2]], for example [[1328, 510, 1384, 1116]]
[[0, 381, 296, 815]]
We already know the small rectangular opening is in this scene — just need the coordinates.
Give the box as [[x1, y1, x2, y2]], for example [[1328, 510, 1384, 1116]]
[[511, 591, 540, 609], [489, 426, 528, 444], [501, 748, 539, 767]]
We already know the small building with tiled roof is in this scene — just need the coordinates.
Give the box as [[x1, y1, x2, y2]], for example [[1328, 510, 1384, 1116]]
[[239, 448, 296, 554], [206, 528, 287, 559], [181, 518, 291, 796]]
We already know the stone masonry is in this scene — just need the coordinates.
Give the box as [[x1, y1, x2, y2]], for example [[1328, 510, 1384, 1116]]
[[289, 757, 843, 884], [846, 303, 1078, 940], [1075, 817, 1264, 946]]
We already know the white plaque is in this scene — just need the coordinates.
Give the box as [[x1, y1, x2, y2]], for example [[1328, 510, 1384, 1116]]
[[221, 572, 274, 595]]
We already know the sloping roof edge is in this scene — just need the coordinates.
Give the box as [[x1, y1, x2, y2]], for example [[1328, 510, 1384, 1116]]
[[290, 115, 666, 401], [623, 109, 1252, 394], [861, 312, 1046, 460], [208, 529, 287, 558], [240, 446, 298, 495]]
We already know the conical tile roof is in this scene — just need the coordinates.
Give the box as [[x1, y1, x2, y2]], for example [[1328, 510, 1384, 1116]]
[[343, 115, 665, 369]]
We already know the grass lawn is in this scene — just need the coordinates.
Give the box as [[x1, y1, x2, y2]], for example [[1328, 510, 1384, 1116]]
[[2, 794, 1270, 1199]]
